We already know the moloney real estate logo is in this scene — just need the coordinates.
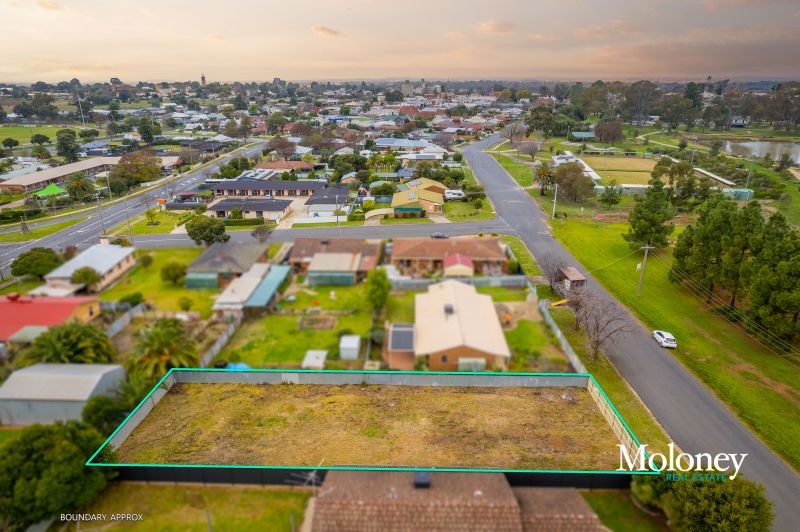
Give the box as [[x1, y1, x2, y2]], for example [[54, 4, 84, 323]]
[[618, 443, 747, 480]]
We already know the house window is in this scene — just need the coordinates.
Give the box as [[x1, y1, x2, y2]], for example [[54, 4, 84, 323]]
[[441, 355, 447, 363]]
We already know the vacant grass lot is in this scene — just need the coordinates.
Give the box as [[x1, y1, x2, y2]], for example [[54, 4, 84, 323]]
[[444, 199, 494, 221], [581, 157, 657, 173], [115, 383, 622, 470], [220, 284, 371, 366], [0, 125, 81, 144], [500, 235, 543, 275], [505, 319, 570, 373], [491, 153, 534, 187], [582, 490, 669, 532], [101, 248, 216, 318], [552, 219, 800, 470], [61, 483, 310, 532], [110, 210, 188, 236], [0, 217, 85, 243]]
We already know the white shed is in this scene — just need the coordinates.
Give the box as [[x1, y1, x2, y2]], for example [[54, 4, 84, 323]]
[[0, 363, 126, 425], [302, 350, 328, 370], [339, 335, 362, 360]]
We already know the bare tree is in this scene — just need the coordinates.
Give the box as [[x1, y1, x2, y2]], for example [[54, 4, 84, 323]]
[[540, 254, 565, 293], [267, 136, 295, 160], [502, 122, 524, 147], [566, 286, 592, 331], [518, 141, 541, 160], [251, 224, 273, 243], [581, 293, 632, 361]]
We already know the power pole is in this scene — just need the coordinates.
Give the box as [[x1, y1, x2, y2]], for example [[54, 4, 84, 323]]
[[95, 195, 107, 234], [551, 183, 559, 219], [637, 245, 654, 297]]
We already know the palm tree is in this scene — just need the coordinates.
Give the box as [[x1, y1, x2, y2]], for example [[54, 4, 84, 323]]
[[64, 173, 94, 200], [24, 322, 116, 364], [535, 161, 554, 196], [134, 318, 197, 378]]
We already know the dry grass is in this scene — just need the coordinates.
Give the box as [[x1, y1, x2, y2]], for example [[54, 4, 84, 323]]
[[115, 383, 622, 470], [581, 157, 656, 173]]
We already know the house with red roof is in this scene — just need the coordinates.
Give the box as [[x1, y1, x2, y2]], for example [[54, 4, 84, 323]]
[[443, 253, 474, 277], [0, 294, 100, 345]]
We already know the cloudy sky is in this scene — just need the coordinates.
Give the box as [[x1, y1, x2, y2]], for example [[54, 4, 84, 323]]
[[1, 0, 799, 83]]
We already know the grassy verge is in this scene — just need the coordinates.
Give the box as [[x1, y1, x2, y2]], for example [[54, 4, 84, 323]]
[[380, 217, 433, 225], [582, 490, 669, 532], [444, 199, 494, 221], [291, 220, 364, 228], [491, 153, 534, 187], [110, 210, 190, 236], [100, 248, 216, 318], [60, 482, 310, 531], [500, 235, 543, 275], [551, 219, 800, 469], [0, 217, 85, 243]]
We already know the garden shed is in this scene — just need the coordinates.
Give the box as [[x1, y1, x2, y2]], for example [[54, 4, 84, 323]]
[[339, 335, 361, 360]]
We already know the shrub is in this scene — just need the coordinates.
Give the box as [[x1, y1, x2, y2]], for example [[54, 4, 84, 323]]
[[223, 218, 265, 227], [160, 261, 187, 285], [119, 292, 144, 307]]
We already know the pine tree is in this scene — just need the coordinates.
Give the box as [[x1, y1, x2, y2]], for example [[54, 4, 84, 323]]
[[720, 201, 764, 308], [625, 177, 674, 249]]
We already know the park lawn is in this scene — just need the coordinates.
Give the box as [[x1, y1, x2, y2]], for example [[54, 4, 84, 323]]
[[550, 305, 671, 453], [61, 482, 310, 532], [0, 277, 42, 295], [500, 235, 543, 275], [551, 219, 800, 470], [100, 248, 216, 318], [221, 285, 372, 366], [444, 199, 494, 221], [491, 153, 534, 187], [110, 210, 188, 236], [581, 157, 657, 173], [0, 125, 80, 144], [291, 221, 363, 228], [0, 217, 85, 243], [582, 490, 669, 532], [380, 217, 433, 225]]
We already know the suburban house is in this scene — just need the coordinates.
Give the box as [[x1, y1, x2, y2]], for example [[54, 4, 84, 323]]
[[185, 241, 270, 288], [0, 364, 126, 425], [212, 263, 270, 317], [412, 280, 511, 371], [304, 185, 350, 217], [206, 198, 292, 222], [33, 243, 136, 295], [254, 160, 313, 173], [0, 294, 100, 345], [306, 252, 377, 286], [390, 238, 507, 276], [289, 238, 381, 273], [396, 177, 447, 196], [211, 178, 325, 198], [391, 188, 443, 217], [310, 471, 602, 532], [443, 254, 474, 277]]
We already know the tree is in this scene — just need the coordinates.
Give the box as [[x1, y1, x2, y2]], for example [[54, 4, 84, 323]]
[[580, 291, 631, 360], [625, 177, 674, 249], [251, 224, 273, 243], [594, 120, 624, 145], [540, 254, 566, 293], [267, 136, 295, 160], [534, 161, 554, 196], [554, 162, 593, 202], [64, 173, 94, 200], [10, 247, 62, 279], [24, 322, 116, 364], [144, 207, 158, 224], [56, 129, 80, 162], [0, 422, 110, 531], [502, 122, 524, 146], [139, 253, 153, 269], [82, 395, 127, 437], [137, 119, 155, 144], [161, 261, 187, 285], [178, 296, 193, 312], [31, 145, 50, 159], [2, 138, 19, 149], [134, 318, 198, 378], [109, 151, 162, 186], [664, 478, 773, 532], [720, 201, 764, 308], [70, 266, 101, 288], [364, 268, 391, 315], [599, 179, 622, 209], [186, 215, 229, 246], [30, 133, 50, 145], [78, 129, 99, 140], [662, 94, 694, 130]]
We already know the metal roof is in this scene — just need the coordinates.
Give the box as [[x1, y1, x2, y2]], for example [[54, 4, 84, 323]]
[[46, 244, 135, 280], [0, 363, 125, 401], [245, 265, 291, 308], [389, 323, 415, 352]]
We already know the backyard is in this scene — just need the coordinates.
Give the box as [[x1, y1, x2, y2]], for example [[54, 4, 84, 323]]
[[100, 248, 216, 318], [551, 218, 800, 470], [582, 490, 669, 532], [61, 482, 310, 532], [114, 382, 624, 471], [444, 198, 494, 221]]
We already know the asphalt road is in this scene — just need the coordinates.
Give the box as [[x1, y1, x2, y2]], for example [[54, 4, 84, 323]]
[[1, 134, 797, 529]]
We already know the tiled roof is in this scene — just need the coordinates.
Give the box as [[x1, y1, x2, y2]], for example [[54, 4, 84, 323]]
[[289, 238, 379, 263], [391, 237, 506, 261]]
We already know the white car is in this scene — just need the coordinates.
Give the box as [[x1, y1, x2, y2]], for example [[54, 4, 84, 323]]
[[652, 330, 677, 349]]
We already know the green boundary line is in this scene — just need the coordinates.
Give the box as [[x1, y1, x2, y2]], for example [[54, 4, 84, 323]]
[[86, 368, 657, 475]]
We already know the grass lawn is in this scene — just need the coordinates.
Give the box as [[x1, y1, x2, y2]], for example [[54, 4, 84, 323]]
[[380, 217, 433, 225], [596, 171, 654, 185], [505, 319, 570, 372], [444, 199, 494, 221], [551, 219, 800, 469], [60, 482, 310, 532], [500, 235, 543, 275], [463, 167, 477, 185], [115, 382, 622, 470], [110, 210, 188, 236], [0, 277, 43, 295], [582, 490, 669, 532], [491, 153, 534, 187], [221, 284, 372, 366], [550, 305, 671, 452], [0, 217, 85, 243], [291, 220, 364, 228], [0, 125, 80, 144], [476, 286, 528, 302], [387, 290, 418, 323], [100, 248, 216, 318], [582, 157, 657, 173], [0, 427, 21, 447]]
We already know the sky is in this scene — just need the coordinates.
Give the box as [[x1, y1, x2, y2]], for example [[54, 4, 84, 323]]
[[1, 0, 799, 83]]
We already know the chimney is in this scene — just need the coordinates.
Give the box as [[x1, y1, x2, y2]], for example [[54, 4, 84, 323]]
[[413, 471, 431, 489]]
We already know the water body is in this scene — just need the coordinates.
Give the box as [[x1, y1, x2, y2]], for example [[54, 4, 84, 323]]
[[722, 140, 800, 161]]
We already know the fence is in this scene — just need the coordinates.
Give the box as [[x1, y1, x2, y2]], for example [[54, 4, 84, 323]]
[[199, 314, 242, 367], [390, 274, 528, 291], [537, 299, 587, 374], [587, 377, 639, 460], [105, 303, 146, 338]]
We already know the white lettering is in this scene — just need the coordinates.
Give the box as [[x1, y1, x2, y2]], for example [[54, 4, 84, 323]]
[[617, 444, 747, 479]]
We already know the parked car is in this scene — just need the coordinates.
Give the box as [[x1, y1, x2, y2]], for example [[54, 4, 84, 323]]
[[652, 330, 677, 348], [444, 190, 465, 201], [430, 232, 449, 239]]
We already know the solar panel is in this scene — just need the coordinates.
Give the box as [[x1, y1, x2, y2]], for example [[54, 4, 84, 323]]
[[390, 325, 415, 351]]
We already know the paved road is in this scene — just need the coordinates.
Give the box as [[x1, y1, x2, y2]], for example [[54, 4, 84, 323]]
[[0, 142, 268, 274], [2, 134, 797, 529]]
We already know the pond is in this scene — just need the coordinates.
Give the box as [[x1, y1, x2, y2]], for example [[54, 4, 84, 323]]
[[722, 140, 800, 161]]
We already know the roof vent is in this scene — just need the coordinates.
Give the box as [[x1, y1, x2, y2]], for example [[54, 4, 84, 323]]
[[444, 303, 454, 316], [413, 471, 431, 489]]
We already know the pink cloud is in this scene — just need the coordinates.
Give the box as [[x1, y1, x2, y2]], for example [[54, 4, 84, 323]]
[[311, 25, 344, 38]]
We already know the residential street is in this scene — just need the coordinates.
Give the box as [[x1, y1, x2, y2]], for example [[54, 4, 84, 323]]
[[1, 134, 797, 530]]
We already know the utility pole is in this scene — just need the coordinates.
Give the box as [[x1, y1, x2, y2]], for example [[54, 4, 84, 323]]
[[95, 195, 107, 234], [551, 183, 559, 219], [637, 245, 654, 297]]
